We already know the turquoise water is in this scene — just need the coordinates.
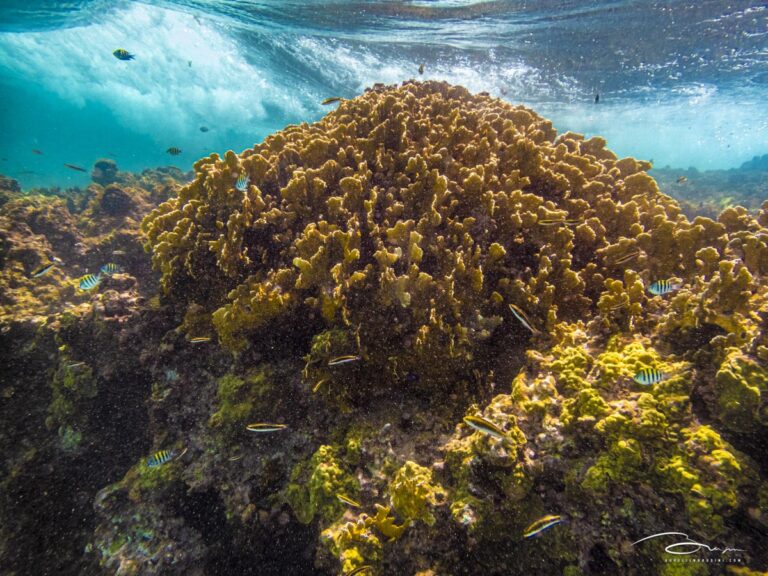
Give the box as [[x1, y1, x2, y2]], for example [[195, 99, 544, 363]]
[[1, 1, 767, 189]]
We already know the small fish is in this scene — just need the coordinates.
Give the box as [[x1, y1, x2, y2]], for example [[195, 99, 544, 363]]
[[112, 250, 127, 255], [113, 48, 135, 61], [312, 378, 329, 393], [337, 493, 361, 508], [32, 149, 43, 155], [78, 274, 101, 291], [328, 355, 361, 366], [612, 249, 640, 265], [228, 454, 243, 462], [418, 63, 424, 75], [648, 279, 680, 296], [523, 515, 563, 538], [199, 126, 209, 132], [246, 423, 287, 433], [66, 362, 86, 369], [1, 157, 7, 161], [344, 567, 372, 576], [146, 449, 176, 467], [235, 174, 249, 192], [676, 176, 688, 184], [463, 415, 508, 441], [189, 336, 212, 344], [188, 60, 192, 67], [508, 303, 539, 335], [31, 262, 55, 278], [594, 93, 600, 104], [633, 368, 667, 386], [64, 163, 87, 172], [166, 147, 182, 156], [608, 300, 628, 311], [537, 217, 582, 227], [321, 97, 343, 105], [100, 263, 122, 276]]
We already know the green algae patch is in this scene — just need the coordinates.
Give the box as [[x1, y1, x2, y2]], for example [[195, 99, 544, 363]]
[[285, 444, 359, 524], [208, 368, 274, 440], [389, 461, 446, 526], [715, 348, 768, 433]]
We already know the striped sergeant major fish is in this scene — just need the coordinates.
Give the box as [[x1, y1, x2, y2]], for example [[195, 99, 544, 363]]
[[648, 279, 681, 296], [79, 274, 101, 291], [523, 514, 563, 538], [100, 263, 122, 276], [633, 368, 667, 386], [146, 449, 177, 468], [235, 174, 250, 192]]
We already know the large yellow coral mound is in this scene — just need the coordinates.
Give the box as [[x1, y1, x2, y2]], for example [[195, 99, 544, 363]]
[[140, 81, 763, 391]]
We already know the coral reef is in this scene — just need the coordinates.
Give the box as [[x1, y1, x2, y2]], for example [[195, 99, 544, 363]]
[[3, 82, 768, 576]]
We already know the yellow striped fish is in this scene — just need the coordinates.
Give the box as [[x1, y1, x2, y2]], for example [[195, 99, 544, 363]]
[[112, 48, 135, 61], [100, 263, 122, 276], [336, 493, 361, 508], [463, 415, 508, 441], [146, 449, 176, 468], [322, 97, 343, 105], [633, 368, 667, 385], [190, 336, 212, 344], [78, 274, 101, 291], [648, 279, 680, 296], [523, 514, 563, 538], [246, 423, 287, 433]]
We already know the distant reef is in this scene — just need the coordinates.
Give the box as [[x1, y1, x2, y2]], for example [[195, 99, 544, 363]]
[[1, 82, 767, 576], [653, 153, 768, 219]]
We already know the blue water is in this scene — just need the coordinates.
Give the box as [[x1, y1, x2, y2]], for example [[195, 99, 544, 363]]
[[0, 1, 766, 189]]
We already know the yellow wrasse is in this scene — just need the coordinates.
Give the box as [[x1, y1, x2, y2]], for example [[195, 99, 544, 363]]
[[463, 415, 508, 441], [537, 217, 581, 226], [336, 493, 361, 508], [189, 336, 212, 344], [328, 355, 361, 366], [321, 97, 343, 105], [612, 249, 641, 265], [312, 378, 329, 393], [246, 423, 287, 433], [508, 303, 539, 335], [523, 514, 563, 538]]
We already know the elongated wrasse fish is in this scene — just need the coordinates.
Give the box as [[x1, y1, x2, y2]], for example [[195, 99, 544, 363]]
[[509, 303, 539, 335], [336, 493, 361, 508], [523, 514, 563, 538], [328, 355, 361, 366], [246, 423, 287, 433], [463, 415, 509, 442]]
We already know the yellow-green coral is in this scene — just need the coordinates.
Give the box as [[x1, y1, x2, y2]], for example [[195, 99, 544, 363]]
[[285, 444, 359, 524], [389, 461, 446, 526], [208, 369, 274, 440], [714, 348, 768, 433]]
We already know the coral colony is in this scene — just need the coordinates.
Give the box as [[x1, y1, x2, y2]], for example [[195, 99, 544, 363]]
[[2, 82, 767, 574]]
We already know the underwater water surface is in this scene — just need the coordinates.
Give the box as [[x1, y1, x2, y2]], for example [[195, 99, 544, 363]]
[[1, 2, 768, 576]]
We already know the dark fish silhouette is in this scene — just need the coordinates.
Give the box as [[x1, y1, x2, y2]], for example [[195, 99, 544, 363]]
[[594, 93, 600, 104], [32, 149, 43, 155], [418, 63, 424, 75], [166, 147, 182, 155], [199, 126, 209, 132], [321, 97, 343, 105], [64, 163, 87, 172]]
